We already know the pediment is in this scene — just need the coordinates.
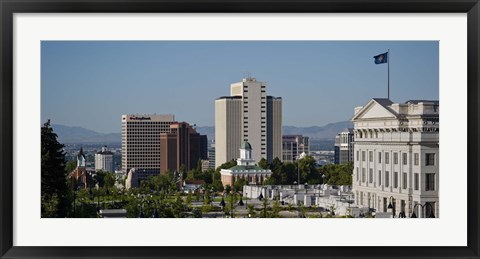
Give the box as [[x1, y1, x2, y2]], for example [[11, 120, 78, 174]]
[[352, 99, 397, 121]]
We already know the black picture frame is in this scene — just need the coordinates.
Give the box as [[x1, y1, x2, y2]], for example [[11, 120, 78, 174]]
[[1, 0, 479, 258]]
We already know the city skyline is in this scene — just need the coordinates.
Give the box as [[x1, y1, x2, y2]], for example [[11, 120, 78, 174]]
[[41, 41, 439, 133]]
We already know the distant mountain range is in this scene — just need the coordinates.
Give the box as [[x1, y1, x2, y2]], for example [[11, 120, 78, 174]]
[[195, 121, 353, 141], [51, 124, 121, 144], [51, 121, 353, 144]]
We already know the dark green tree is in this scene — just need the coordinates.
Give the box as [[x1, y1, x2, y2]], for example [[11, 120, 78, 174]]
[[233, 178, 247, 192], [94, 170, 107, 188], [283, 162, 297, 184], [298, 155, 320, 184], [216, 159, 237, 172], [320, 162, 353, 185], [258, 158, 269, 169], [211, 180, 224, 192], [41, 120, 69, 217], [225, 185, 232, 194], [268, 157, 288, 184], [65, 160, 77, 174], [104, 172, 116, 189]]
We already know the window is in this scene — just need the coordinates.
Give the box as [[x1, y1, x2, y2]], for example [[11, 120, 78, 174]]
[[362, 168, 366, 183], [425, 202, 435, 217], [356, 168, 359, 181], [426, 153, 436, 166], [394, 153, 398, 164], [369, 168, 373, 183], [426, 173, 435, 191], [402, 153, 407, 165], [356, 151, 359, 161], [414, 173, 419, 190], [378, 152, 382, 163], [385, 153, 390, 164], [394, 172, 398, 188], [414, 153, 419, 165], [378, 170, 382, 185], [369, 151, 373, 162], [362, 151, 366, 162], [403, 173, 407, 189], [385, 171, 389, 187]]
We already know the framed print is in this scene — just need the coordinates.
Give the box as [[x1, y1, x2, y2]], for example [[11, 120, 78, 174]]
[[1, 0, 479, 258]]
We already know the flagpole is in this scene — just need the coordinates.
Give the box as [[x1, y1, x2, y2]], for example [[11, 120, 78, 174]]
[[388, 49, 390, 100]]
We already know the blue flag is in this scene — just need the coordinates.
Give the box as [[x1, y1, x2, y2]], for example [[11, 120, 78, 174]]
[[374, 52, 388, 64]]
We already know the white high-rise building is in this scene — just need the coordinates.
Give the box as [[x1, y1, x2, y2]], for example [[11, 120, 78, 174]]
[[215, 77, 282, 168], [95, 146, 114, 172], [334, 128, 354, 164], [121, 114, 175, 176], [351, 99, 439, 218]]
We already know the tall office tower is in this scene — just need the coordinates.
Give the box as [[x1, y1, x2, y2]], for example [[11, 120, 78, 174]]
[[95, 145, 114, 172], [121, 114, 175, 177], [282, 135, 310, 162], [159, 122, 208, 174], [352, 99, 439, 218], [207, 140, 216, 169], [267, 96, 283, 162], [215, 77, 282, 168], [334, 128, 354, 164]]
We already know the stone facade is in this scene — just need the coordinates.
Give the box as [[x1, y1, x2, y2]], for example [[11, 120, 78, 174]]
[[351, 99, 439, 218]]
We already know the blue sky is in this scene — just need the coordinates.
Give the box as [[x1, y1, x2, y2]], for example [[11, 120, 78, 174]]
[[41, 41, 439, 133]]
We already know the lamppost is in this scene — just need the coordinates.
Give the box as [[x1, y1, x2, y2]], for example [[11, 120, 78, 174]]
[[219, 193, 226, 212], [387, 196, 396, 218], [411, 203, 435, 218], [367, 194, 372, 217], [209, 188, 215, 205], [296, 152, 307, 185], [89, 187, 103, 212], [258, 192, 263, 201], [227, 191, 244, 218], [321, 174, 326, 185]]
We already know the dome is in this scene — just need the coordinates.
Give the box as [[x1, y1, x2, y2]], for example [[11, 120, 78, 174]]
[[240, 141, 252, 150]]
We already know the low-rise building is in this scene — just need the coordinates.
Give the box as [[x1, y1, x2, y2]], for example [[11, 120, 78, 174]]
[[220, 141, 272, 187]]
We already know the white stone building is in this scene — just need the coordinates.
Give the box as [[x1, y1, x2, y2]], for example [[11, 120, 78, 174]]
[[334, 128, 354, 164], [215, 77, 282, 167], [95, 146, 114, 172], [351, 98, 439, 218]]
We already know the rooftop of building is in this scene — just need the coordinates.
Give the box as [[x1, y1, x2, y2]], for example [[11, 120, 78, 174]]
[[240, 141, 252, 150], [405, 99, 439, 105], [96, 151, 113, 155], [216, 96, 243, 100], [338, 128, 354, 134], [225, 165, 271, 173], [353, 98, 439, 121]]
